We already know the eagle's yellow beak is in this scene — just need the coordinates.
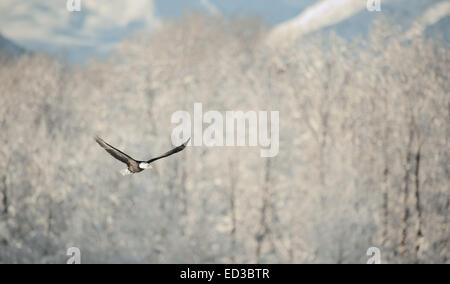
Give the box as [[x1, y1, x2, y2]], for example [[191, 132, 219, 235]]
[[148, 165, 153, 169]]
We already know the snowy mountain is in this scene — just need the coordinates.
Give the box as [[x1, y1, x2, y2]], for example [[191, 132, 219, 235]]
[[0, 0, 448, 61], [0, 33, 25, 56], [268, 0, 450, 43]]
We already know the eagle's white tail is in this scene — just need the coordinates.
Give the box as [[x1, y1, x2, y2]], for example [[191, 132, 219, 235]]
[[120, 169, 132, 176]]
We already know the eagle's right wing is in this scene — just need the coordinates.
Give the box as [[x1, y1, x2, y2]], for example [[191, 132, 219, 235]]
[[146, 138, 190, 164]]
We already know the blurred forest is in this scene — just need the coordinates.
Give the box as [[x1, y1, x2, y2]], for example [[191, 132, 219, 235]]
[[0, 14, 449, 263]]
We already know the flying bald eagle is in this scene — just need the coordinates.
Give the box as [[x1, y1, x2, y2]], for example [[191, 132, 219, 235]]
[[95, 136, 190, 175]]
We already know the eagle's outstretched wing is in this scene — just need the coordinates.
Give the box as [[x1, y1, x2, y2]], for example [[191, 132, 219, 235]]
[[95, 136, 137, 167], [146, 138, 190, 164]]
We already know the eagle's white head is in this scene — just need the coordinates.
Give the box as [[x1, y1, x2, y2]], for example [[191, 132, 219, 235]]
[[139, 162, 153, 169]]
